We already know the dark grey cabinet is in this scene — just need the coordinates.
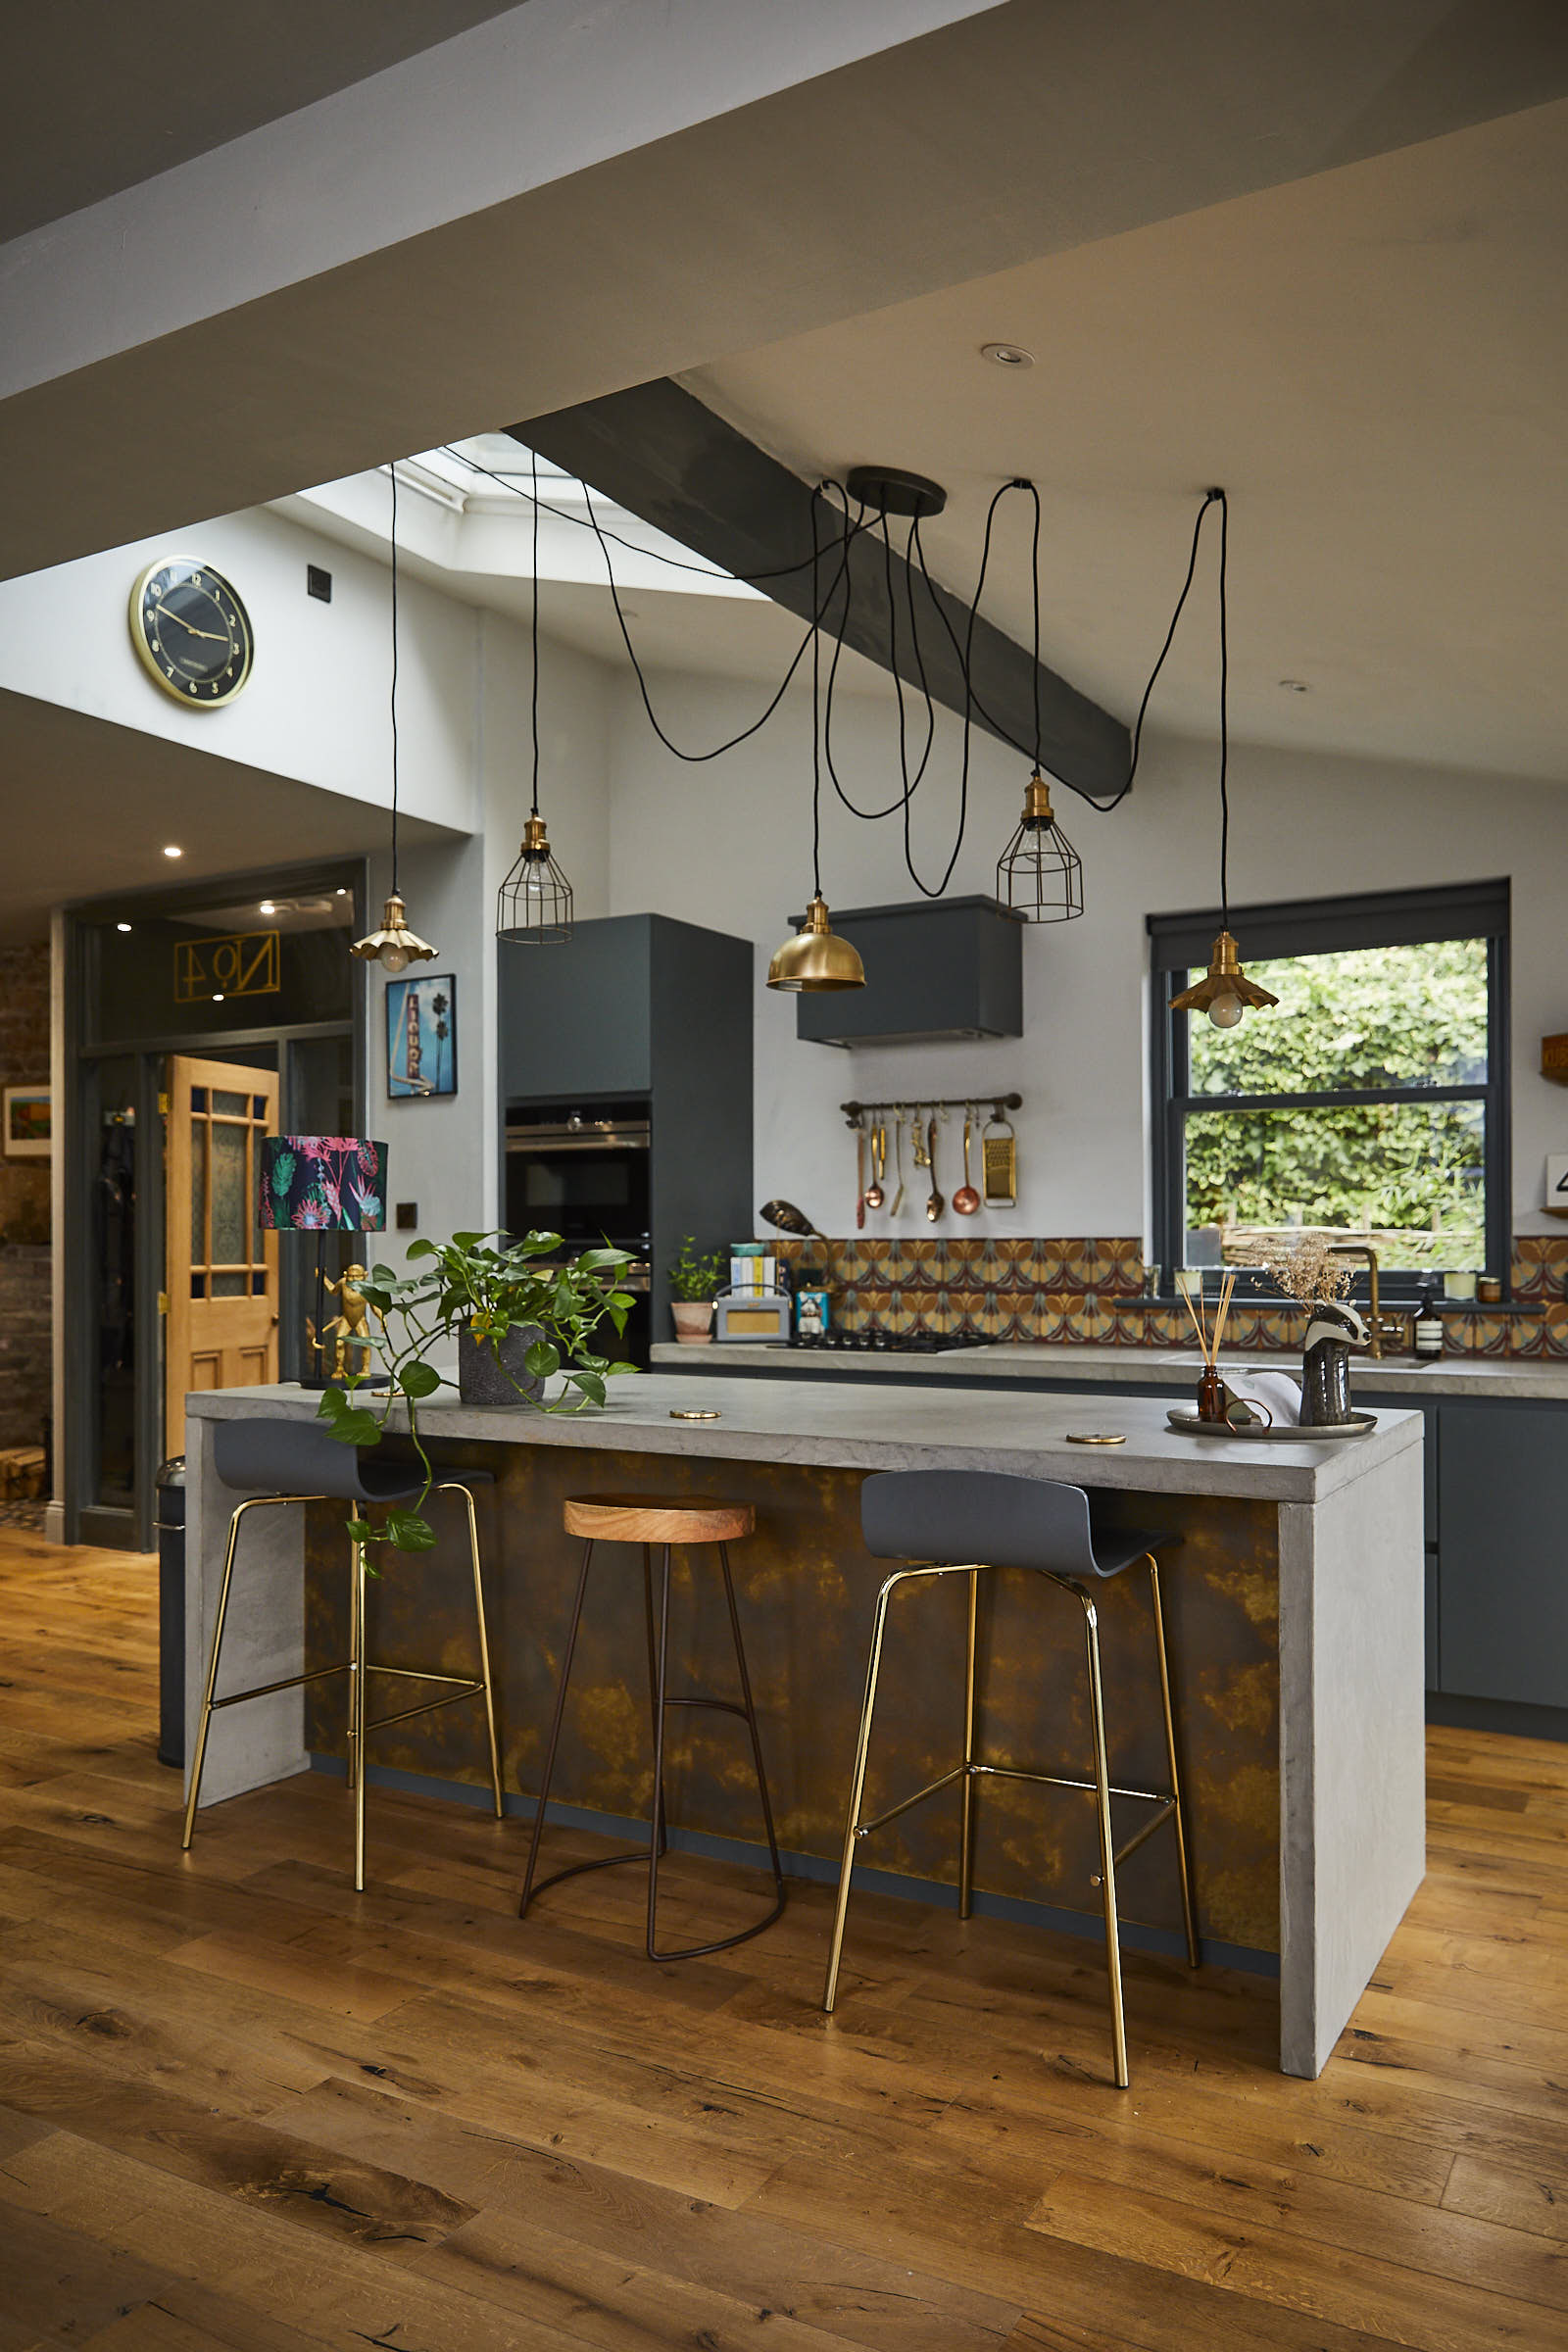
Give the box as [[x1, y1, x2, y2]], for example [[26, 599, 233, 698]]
[[794, 897, 1023, 1048], [498, 912, 754, 1329], [1437, 1401, 1568, 1710]]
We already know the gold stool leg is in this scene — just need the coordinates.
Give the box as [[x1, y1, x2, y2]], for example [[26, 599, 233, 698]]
[[181, 1496, 257, 1851], [440, 1483, 504, 1820], [823, 1570, 900, 2015], [958, 1567, 979, 1920], [1075, 1585, 1129, 2088], [1149, 1554, 1200, 1970], [345, 1531, 362, 1792], [351, 1535, 368, 1892]]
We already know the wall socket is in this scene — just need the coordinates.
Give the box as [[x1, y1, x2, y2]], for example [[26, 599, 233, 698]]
[[396, 1201, 417, 1230]]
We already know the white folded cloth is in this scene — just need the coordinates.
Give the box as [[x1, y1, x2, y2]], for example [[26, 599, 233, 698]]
[[1230, 1369, 1302, 1428]]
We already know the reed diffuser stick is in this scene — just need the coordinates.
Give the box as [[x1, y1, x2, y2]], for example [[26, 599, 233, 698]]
[[1176, 1271, 1212, 1363], [1210, 1270, 1237, 1364]]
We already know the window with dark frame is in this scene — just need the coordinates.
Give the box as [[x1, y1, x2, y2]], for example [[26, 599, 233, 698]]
[[1149, 881, 1510, 1298]]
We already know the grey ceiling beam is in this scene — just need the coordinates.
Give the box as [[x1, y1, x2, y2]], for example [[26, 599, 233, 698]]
[[510, 379, 1130, 801]]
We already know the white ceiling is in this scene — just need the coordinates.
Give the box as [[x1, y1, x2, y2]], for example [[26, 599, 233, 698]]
[[0, 692, 450, 946], [687, 96, 1568, 781], [0, 2, 519, 240]]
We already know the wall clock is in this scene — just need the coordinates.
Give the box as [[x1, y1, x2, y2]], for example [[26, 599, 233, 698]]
[[129, 557, 254, 707]]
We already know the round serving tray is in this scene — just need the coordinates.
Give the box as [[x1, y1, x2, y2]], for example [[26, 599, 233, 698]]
[[1166, 1408, 1378, 1443]]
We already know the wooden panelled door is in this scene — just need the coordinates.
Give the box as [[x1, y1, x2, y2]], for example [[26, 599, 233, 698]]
[[165, 1056, 279, 1451]]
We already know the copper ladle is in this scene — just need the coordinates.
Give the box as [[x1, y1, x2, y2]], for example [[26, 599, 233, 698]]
[[953, 1108, 981, 1216]]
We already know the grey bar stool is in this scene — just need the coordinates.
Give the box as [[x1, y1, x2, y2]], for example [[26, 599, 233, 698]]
[[182, 1417, 503, 1890], [823, 1469, 1198, 2087], [519, 1492, 785, 1960]]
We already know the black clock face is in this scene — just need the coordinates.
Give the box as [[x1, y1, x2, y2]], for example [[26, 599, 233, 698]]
[[131, 560, 254, 706]]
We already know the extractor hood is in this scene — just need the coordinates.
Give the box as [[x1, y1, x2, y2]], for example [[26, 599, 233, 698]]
[[790, 896, 1024, 1049]]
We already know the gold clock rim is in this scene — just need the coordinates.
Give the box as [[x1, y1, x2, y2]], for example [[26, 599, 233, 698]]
[[128, 555, 255, 709]]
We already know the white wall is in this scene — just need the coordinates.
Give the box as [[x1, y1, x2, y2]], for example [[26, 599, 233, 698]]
[[366, 609, 615, 1255], [0, 505, 478, 832], [605, 664, 1568, 1244]]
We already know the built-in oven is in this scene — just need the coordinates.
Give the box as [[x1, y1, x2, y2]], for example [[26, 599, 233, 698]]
[[505, 1102, 652, 1366]]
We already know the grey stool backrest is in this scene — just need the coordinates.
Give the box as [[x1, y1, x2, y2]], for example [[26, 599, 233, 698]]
[[212, 1416, 417, 1504], [860, 1469, 1103, 1578]]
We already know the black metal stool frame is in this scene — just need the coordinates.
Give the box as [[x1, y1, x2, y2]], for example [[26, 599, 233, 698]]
[[822, 1548, 1197, 2088], [519, 1536, 786, 1960]]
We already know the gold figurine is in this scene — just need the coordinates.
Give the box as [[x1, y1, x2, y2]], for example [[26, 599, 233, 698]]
[[312, 1263, 380, 1379]]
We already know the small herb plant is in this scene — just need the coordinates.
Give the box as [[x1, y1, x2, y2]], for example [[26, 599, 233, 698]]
[[668, 1236, 724, 1301], [318, 1229, 637, 1555]]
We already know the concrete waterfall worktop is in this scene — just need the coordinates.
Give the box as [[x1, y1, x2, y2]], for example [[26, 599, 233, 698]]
[[653, 1338, 1568, 1399], [184, 1375, 1426, 2080]]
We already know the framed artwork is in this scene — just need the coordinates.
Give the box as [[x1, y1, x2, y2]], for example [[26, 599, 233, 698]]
[[2, 1086, 51, 1158], [385, 973, 457, 1100]]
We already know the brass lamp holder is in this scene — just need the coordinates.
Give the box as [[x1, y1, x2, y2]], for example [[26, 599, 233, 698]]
[[1169, 930, 1279, 1020], [350, 892, 437, 969], [766, 895, 865, 993]]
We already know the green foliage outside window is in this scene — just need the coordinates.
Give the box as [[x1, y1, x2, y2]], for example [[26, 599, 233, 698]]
[[1184, 940, 1489, 1269]]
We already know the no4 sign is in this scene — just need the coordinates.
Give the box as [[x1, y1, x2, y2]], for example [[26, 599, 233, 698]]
[[1545, 1156, 1568, 1220]]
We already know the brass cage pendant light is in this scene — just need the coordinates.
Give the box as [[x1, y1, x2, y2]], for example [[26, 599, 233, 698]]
[[496, 447, 573, 948], [497, 814, 574, 946], [997, 771, 1083, 922]]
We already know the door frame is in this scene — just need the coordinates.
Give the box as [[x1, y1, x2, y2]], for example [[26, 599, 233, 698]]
[[62, 858, 368, 1549]]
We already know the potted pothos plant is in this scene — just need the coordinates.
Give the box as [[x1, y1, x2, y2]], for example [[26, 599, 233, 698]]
[[667, 1235, 725, 1344], [318, 1229, 637, 1553]]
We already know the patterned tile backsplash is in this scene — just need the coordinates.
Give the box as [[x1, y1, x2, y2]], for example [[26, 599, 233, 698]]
[[765, 1233, 1568, 1358]]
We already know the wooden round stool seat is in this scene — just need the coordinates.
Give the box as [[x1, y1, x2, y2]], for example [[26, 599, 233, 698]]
[[563, 1492, 754, 1546]]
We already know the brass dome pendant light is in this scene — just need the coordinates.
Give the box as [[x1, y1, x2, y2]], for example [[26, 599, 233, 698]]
[[1169, 490, 1277, 1031], [352, 466, 437, 973], [997, 483, 1083, 921], [497, 449, 573, 946], [767, 504, 864, 993]]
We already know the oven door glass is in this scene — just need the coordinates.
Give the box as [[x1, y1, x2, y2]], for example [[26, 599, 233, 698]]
[[506, 1148, 649, 1246]]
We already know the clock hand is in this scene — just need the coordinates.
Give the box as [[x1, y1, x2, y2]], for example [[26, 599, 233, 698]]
[[155, 605, 228, 645]]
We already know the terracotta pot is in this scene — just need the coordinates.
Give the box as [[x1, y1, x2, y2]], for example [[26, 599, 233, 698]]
[[671, 1299, 713, 1345]]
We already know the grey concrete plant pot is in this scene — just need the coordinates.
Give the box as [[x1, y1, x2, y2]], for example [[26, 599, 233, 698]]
[[457, 1323, 546, 1405]]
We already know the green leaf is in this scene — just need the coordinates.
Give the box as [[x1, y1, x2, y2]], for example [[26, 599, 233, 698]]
[[384, 1507, 437, 1552], [524, 1340, 561, 1378], [405, 1238, 436, 1260], [569, 1371, 607, 1406], [345, 1517, 375, 1544], [399, 1359, 443, 1399]]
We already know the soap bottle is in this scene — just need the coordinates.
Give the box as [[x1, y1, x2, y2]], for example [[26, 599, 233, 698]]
[[1413, 1283, 1444, 1358]]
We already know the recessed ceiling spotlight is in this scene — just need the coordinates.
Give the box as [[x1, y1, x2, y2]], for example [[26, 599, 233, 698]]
[[163, 844, 183, 858], [259, 900, 276, 914], [981, 342, 1035, 369], [335, 887, 348, 897], [1278, 678, 1310, 694], [212, 992, 224, 1003], [116, 922, 131, 933]]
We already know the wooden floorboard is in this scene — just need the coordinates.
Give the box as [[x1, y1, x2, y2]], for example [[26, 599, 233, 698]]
[[2, 1533, 1567, 2349]]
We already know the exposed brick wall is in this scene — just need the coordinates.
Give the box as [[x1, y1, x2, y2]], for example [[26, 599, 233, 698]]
[[0, 943, 52, 1449]]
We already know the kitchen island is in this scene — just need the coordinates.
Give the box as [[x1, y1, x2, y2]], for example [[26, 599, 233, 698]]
[[184, 1374, 1425, 2079]]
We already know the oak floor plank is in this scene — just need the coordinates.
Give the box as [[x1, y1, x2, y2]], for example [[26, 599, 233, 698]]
[[1026, 2169, 1566, 2352], [6, 1529, 1568, 2352]]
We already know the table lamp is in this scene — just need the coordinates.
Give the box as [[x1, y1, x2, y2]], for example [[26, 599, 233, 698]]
[[258, 1135, 387, 1388]]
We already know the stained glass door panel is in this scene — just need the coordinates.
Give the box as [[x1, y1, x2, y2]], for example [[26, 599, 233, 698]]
[[165, 1056, 279, 1449]]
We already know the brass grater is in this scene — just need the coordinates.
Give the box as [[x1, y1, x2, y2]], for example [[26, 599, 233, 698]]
[[982, 1114, 1016, 1206]]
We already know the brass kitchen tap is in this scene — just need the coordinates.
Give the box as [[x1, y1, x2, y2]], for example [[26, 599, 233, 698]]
[[1328, 1245, 1413, 1360]]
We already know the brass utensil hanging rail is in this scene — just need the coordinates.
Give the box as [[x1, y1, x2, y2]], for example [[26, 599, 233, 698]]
[[840, 1093, 1021, 1128]]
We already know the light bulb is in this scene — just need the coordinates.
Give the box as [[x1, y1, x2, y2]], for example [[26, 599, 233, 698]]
[[378, 941, 411, 974], [1206, 991, 1243, 1030]]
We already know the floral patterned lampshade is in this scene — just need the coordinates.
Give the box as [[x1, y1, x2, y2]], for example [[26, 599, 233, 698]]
[[258, 1136, 386, 1232]]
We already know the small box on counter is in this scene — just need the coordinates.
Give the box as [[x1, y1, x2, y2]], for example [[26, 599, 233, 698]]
[[729, 1252, 777, 1296]]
